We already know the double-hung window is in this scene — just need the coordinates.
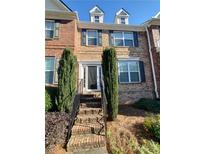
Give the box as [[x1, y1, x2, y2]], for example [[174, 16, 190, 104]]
[[87, 30, 98, 45], [119, 61, 140, 83], [121, 17, 125, 24], [45, 57, 55, 84], [94, 16, 100, 23], [113, 31, 134, 47], [45, 20, 55, 38]]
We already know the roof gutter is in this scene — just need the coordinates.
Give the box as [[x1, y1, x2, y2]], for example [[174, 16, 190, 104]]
[[145, 26, 159, 99]]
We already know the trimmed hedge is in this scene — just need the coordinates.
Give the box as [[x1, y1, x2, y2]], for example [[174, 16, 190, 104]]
[[133, 98, 160, 113], [102, 48, 119, 121], [57, 48, 77, 113], [144, 115, 160, 142]]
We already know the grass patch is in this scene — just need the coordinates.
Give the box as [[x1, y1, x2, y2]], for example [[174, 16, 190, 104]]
[[133, 98, 160, 113]]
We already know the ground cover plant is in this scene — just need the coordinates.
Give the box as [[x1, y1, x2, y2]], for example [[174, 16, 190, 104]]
[[133, 98, 160, 113]]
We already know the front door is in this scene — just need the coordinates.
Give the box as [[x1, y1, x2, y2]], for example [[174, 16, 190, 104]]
[[82, 65, 102, 91], [88, 66, 97, 90]]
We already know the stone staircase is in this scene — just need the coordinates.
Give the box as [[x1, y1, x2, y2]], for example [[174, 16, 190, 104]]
[[67, 94, 108, 154]]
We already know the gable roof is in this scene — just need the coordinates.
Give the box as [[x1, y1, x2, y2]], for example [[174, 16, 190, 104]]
[[45, 0, 73, 12], [89, 5, 104, 14], [59, 0, 73, 12], [153, 11, 160, 18], [116, 8, 129, 16]]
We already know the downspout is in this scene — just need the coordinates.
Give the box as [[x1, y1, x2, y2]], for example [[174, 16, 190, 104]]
[[145, 26, 159, 99]]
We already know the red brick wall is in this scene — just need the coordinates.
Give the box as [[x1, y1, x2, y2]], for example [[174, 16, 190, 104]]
[[45, 19, 77, 58], [149, 25, 160, 97]]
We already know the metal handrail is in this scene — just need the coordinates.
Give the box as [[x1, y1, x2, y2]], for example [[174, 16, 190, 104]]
[[67, 79, 83, 142], [100, 79, 108, 139]]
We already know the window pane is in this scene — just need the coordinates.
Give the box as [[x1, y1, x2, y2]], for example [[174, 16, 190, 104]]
[[120, 72, 129, 82], [129, 62, 138, 72], [113, 32, 123, 39], [119, 62, 128, 72], [45, 58, 54, 70], [130, 72, 139, 82], [124, 32, 133, 39], [45, 71, 54, 84], [88, 38, 97, 45], [125, 40, 133, 46], [45, 21, 54, 30], [88, 31, 97, 38], [121, 18, 125, 24], [46, 30, 54, 38], [95, 16, 99, 19], [115, 39, 123, 46]]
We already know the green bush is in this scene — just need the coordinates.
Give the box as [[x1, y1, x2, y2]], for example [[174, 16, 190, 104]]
[[144, 115, 160, 141], [138, 140, 160, 154], [45, 86, 58, 111], [102, 48, 119, 121], [45, 90, 52, 112], [57, 48, 77, 113], [133, 98, 160, 113]]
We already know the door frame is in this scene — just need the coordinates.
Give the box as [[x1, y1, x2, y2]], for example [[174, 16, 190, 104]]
[[79, 61, 102, 93]]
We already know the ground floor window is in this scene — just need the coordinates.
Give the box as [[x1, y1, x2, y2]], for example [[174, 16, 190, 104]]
[[45, 57, 55, 84], [118, 60, 140, 83]]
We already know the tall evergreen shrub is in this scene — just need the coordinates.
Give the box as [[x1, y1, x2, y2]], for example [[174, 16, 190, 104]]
[[102, 48, 119, 120], [57, 48, 77, 113]]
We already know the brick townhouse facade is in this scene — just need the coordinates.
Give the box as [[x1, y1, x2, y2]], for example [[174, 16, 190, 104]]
[[144, 13, 160, 97], [45, 0, 77, 84], [45, 0, 160, 104]]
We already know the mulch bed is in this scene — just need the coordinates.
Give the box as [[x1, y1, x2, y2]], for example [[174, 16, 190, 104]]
[[45, 112, 70, 153]]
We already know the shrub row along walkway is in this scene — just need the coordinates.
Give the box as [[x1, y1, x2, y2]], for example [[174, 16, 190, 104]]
[[67, 94, 108, 154]]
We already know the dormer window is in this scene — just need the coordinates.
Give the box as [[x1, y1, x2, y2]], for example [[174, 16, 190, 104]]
[[94, 16, 99, 23], [115, 8, 129, 25], [89, 6, 104, 23], [121, 17, 125, 24]]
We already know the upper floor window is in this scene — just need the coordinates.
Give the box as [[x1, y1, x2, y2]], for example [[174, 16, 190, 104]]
[[87, 30, 98, 45], [113, 31, 134, 47], [120, 17, 125, 24], [45, 21, 55, 38], [94, 16, 100, 23]]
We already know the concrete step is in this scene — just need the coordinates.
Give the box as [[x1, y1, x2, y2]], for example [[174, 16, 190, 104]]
[[80, 97, 101, 103], [79, 108, 102, 115], [76, 114, 103, 124], [72, 123, 105, 135], [68, 147, 108, 154], [67, 134, 106, 153], [80, 102, 101, 108]]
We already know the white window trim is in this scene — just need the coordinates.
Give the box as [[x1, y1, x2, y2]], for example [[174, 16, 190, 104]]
[[118, 60, 141, 84], [86, 30, 98, 46], [45, 20, 55, 38], [45, 57, 55, 84], [113, 31, 134, 47]]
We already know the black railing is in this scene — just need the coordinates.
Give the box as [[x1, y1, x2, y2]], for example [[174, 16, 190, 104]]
[[100, 79, 108, 139], [67, 79, 83, 142]]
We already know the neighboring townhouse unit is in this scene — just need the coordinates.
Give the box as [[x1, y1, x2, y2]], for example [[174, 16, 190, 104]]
[[45, 0, 77, 85], [144, 12, 160, 98], [75, 6, 155, 104]]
